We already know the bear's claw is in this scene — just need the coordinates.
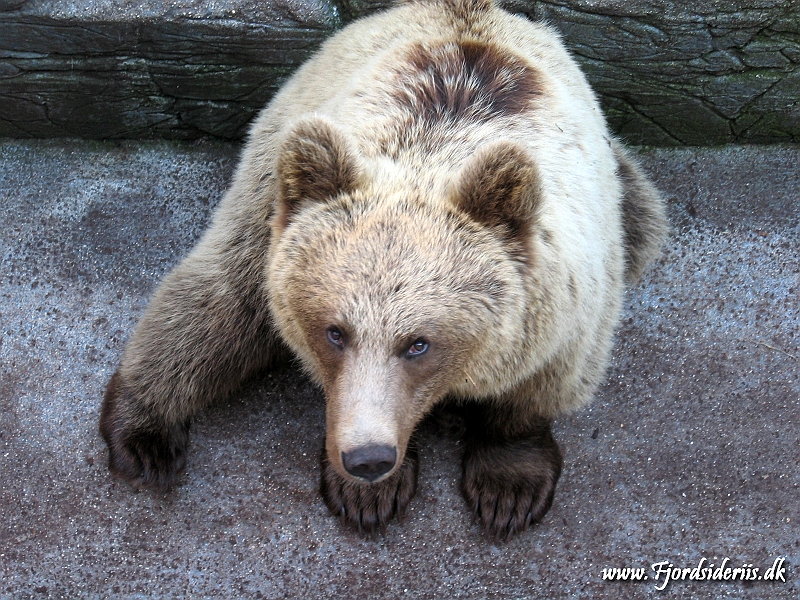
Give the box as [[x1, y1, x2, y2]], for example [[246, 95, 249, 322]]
[[320, 447, 419, 535], [461, 436, 562, 541]]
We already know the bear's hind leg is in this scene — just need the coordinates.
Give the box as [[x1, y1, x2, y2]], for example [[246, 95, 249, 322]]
[[320, 445, 419, 535], [460, 403, 563, 541], [612, 140, 669, 284]]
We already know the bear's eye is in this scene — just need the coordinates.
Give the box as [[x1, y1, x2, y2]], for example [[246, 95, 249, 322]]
[[327, 326, 345, 348], [405, 338, 429, 358]]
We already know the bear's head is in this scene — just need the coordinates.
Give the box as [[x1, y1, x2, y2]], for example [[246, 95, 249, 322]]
[[267, 117, 542, 484]]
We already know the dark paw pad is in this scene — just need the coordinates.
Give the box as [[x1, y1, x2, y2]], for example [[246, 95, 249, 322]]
[[461, 438, 562, 541], [320, 447, 419, 534], [100, 370, 190, 491]]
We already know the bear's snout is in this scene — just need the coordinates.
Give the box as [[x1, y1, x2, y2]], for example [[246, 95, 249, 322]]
[[341, 444, 397, 482]]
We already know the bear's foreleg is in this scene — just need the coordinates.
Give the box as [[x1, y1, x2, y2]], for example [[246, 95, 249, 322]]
[[100, 236, 278, 490], [320, 445, 419, 535], [460, 401, 563, 541]]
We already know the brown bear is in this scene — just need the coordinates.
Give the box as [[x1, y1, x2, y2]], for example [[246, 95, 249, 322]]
[[100, 0, 667, 540]]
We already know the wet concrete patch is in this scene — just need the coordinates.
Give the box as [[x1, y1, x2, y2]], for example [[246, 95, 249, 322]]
[[0, 140, 797, 599]]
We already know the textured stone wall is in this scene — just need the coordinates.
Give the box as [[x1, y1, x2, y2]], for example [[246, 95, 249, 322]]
[[0, 0, 340, 139], [1, 0, 798, 144], [502, 0, 800, 144]]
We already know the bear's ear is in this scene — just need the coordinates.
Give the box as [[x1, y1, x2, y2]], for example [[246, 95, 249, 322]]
[[452, 141, 541, 243], [276, 117, 362, 226]]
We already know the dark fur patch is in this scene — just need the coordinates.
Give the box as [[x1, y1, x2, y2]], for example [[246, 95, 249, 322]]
[[568, 273, 578, 302], [459, 403, 562, 541], [391, 40, 540, 126], [612, 141, 668, 284], [100, 371, 190, 491]]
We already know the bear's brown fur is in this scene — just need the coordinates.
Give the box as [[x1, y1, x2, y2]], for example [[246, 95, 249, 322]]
[[100, 0, 667, 540]]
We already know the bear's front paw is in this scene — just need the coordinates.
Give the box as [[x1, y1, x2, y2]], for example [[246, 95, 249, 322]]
[[461, 437, 562, 541], [320, 448, 419, 534], [99, 370, 190, 491]]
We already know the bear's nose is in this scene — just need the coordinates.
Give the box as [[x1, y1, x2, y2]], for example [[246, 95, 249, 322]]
[[341, 444, 397, 481]]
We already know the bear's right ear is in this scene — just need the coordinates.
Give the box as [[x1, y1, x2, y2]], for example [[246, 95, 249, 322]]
[[275, 117, 363, 227]]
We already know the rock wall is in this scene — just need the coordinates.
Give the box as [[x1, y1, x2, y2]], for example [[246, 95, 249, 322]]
[[1, 0, 798, 144], [0, 0, 340, 139], [501, 0, 800, 145]]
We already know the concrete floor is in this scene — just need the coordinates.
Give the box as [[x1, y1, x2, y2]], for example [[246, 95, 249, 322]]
[[0, 139, 797, 599]]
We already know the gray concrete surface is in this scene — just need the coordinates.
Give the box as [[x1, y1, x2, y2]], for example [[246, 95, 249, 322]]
[[0, 139, 798, 599]]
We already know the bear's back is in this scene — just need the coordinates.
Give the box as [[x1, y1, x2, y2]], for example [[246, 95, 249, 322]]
[[250, 1, 618, 227]]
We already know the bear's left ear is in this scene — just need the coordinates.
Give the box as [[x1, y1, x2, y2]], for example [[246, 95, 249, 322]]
[[275, 117, 363, 227], [451, 141, 541, 243]]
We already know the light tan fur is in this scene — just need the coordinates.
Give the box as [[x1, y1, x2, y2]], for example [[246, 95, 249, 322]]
[[101, 0, 667, 536]]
